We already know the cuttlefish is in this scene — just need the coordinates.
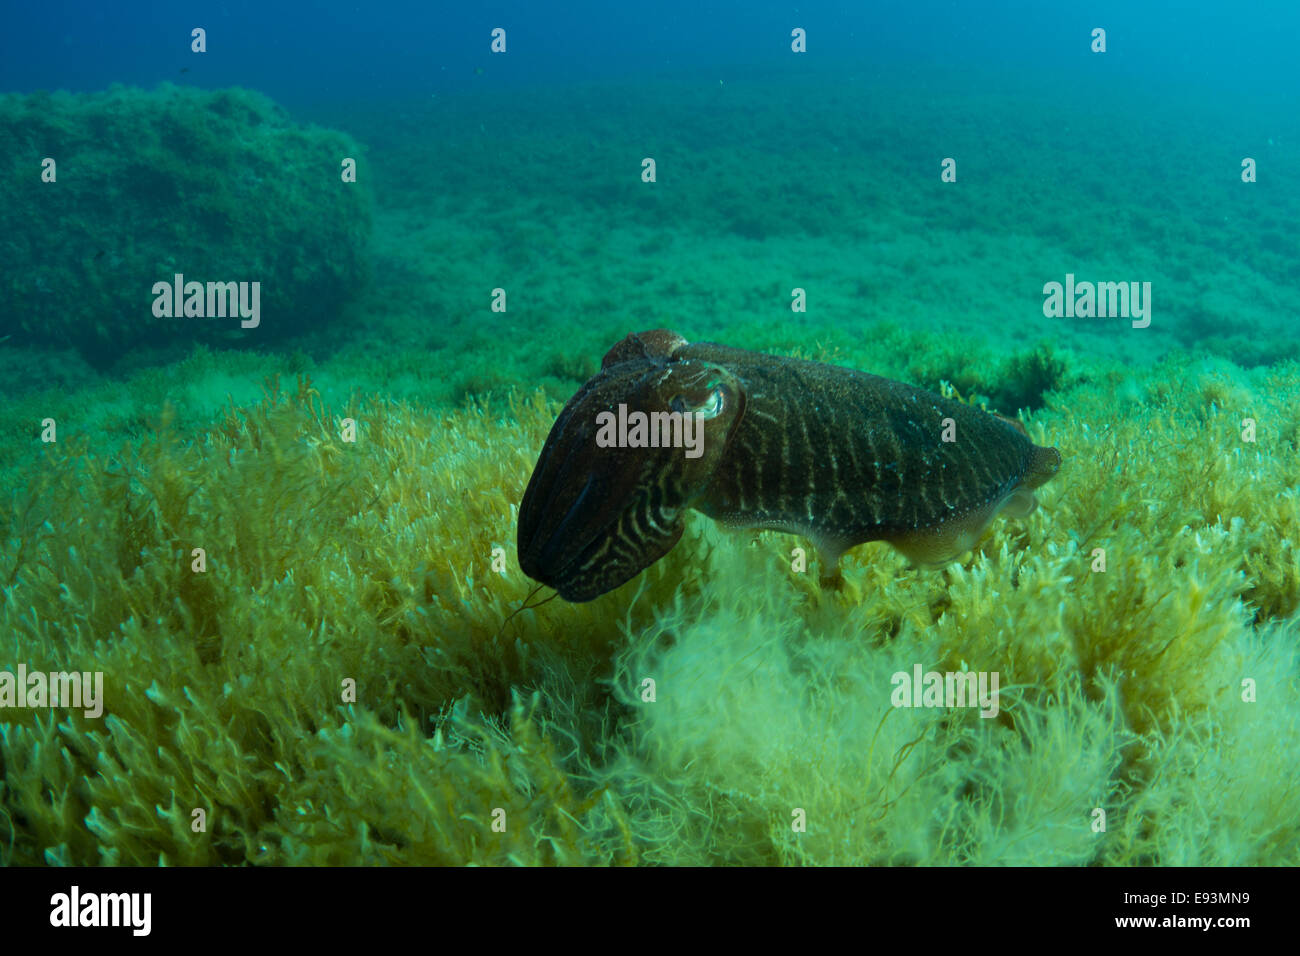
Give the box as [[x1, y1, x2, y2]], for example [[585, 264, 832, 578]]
[[518, 329, 1062, 601]]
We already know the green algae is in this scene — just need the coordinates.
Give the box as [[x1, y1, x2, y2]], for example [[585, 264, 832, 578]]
[[1, 349, 1296, 865]]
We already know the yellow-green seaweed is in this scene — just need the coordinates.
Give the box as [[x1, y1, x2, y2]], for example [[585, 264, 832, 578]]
[[2, 346, 1298, 866]]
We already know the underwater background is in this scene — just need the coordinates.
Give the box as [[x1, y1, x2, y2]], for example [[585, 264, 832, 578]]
[[1, 0, 1297, 865]]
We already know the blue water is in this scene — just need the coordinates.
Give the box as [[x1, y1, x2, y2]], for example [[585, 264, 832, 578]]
[[5, 1, 1298, 107]]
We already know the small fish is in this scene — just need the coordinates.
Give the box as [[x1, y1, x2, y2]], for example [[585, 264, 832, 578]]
[[518, 330, 1062, 601]]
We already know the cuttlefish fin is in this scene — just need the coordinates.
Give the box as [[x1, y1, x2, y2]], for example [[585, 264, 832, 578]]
[[884, 487, 1039, 567]]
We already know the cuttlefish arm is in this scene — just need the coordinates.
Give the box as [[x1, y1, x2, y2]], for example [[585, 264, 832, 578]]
[[518, 330, 1061, 601]]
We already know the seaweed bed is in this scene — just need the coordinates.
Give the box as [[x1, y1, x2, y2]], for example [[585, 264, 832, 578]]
[[2, 344, 1297, 865]]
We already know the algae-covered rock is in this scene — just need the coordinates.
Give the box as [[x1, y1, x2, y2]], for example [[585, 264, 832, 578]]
[[0, 84, 371, 365]]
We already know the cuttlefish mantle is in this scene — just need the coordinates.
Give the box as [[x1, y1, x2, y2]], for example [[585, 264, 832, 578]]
[[517, 329, 1063, 601]]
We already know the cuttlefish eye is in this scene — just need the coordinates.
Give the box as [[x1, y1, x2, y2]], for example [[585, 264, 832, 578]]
[[670, 383, 728, 419]]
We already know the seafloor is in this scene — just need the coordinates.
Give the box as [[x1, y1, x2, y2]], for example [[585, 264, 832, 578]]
[[1, 67, 1297, 864]]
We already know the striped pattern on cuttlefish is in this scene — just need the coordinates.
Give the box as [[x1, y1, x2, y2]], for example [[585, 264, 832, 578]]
[[517, 329, 1062, 602]]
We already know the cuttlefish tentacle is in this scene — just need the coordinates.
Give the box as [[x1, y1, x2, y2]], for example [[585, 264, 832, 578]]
[[518, 330, 1062, 602]]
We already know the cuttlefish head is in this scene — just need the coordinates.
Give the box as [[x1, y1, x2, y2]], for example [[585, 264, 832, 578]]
[[518, 332, 745, 601]]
